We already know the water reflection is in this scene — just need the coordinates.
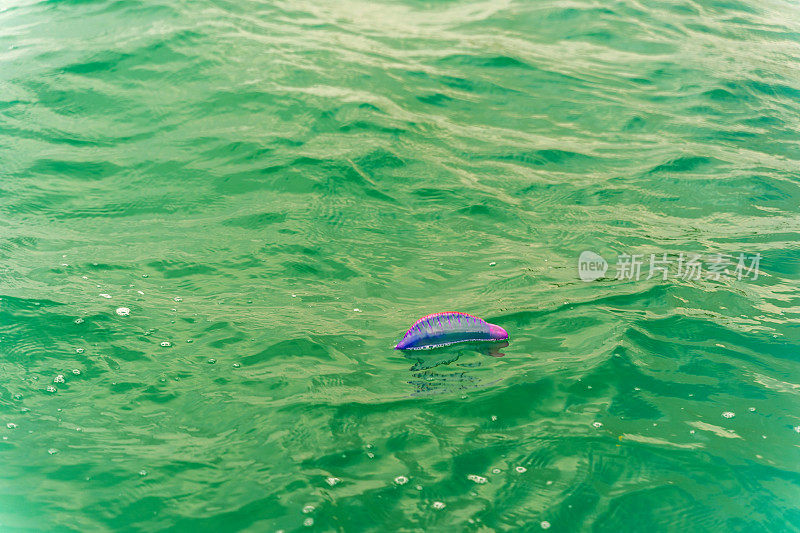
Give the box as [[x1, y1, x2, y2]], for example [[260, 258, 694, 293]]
[[403, 341, 509, 396]]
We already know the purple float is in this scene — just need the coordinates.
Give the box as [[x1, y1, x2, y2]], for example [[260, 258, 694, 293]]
[[394, 312, 508, 350]]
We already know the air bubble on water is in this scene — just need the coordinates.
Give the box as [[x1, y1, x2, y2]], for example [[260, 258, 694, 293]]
[[325, 477, 340, 486], [467, 474, 487, 484], [173, 297, 182, 302], [541, 521, 551, 529], [76, 348, 85, 354], [116, 307, 131, 317], [160, 342, 171, 347], [722, 411, 735, 419], [394, 475, 408, 485], [492, 468, 501, 474], [48, 448, 58, 455], [302, 505, 315, 514], [515, 466, 527, 473], [593, 422, 603, 428], [634, 387, 640, 391], [139, 470, 147, 476], [546, 480, 553, 485], [72, 369, 81, 375], [415, 485, 422, 490], [100, 294, 112, 299], [690, 430, 695, 434], [303, 518, 313, 527], [54, 375, 65, 384], [46, 386, 56, 393], [207, 358, 216, 364], [75, 318, 84, 324], [748, 407, 756, 412], [432, 501, 445, 510], [7, 423, 17, 429]]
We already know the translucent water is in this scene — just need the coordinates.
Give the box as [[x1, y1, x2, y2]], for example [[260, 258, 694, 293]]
[[0, 0, 799, 530]]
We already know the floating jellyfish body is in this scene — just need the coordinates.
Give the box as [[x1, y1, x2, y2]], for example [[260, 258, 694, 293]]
[[394, 312, 508, 350]]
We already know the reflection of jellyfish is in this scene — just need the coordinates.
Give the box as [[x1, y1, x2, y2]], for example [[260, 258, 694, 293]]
[[404, 341, 509, 396]]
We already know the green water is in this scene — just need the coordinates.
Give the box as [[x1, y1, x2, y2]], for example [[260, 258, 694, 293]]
[[2, 0, 800, 530]]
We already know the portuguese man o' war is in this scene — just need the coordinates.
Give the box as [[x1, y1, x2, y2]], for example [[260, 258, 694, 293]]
[[394, 312, 508, 350]]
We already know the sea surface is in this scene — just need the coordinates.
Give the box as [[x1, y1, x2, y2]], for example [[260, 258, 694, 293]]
[[1, 0, 799, 530]]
